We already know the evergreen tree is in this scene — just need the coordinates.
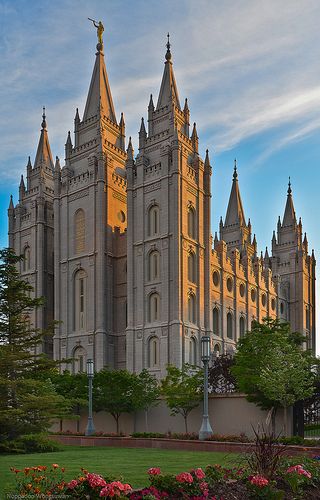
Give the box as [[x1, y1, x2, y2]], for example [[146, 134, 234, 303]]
[[0, 248, 70, 442]]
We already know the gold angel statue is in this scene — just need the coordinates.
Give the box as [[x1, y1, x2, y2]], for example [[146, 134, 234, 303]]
[[88, 18, 104, 45]]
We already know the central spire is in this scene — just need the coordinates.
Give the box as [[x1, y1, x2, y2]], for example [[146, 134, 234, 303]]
[[83, 29, 116, 123], [34, 107, 54, 170], [156, 33, 181, 110], [224, 159, 246, 227], [282, 177, 296, 227]]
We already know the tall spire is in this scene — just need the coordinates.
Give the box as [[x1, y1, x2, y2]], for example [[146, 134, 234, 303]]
[[83, 31, 116, 123], [224, 159, 246, 227], [34, 107, 54, 170], [282, 176, 297, 227], [156, 33, 181, 110]]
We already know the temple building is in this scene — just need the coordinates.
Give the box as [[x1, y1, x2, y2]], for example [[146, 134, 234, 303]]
[[8, 31, 316, 376]]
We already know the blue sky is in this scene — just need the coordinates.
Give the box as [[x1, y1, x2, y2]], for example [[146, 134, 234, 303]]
[[0, 0, 319, 347]]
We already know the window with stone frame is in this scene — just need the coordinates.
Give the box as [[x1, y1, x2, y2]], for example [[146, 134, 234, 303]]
[[188, 251, 196, 283], [72, 346, 87, 374], [188, 293, 196, 324], [189, 336, 197, 365], [212, 307, 220, 336], [148, 336, 160, 368], [239, 316, 245, 338], [148, 292, 160, 322], [75, 209, 86, 254], [23, 246, 31, 271], [227, 312, 233, 339], [148, 205, 160, 236], [187, 206, 196, 239], [74, 269, 87, 331], [149, 250, 160, 281]]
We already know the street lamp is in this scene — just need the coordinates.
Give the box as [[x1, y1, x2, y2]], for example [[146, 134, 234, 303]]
[[85, 358, 95, 436], [199, 335, 213, 440]]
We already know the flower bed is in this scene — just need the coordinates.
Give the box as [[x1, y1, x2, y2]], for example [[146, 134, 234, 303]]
[[9, 457, 320, 499]]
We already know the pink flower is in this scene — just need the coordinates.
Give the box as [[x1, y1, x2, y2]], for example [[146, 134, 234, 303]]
[[287, 464, 312, 479], [199, 481, 209, 496], [176, 472, 194, 483], [249, 475, 269, 487], [100, 481, 132, 497], [87, 472, 107, 488], [194, 468, 206, 480], [148, 467, 161, 475], [67, 479, 78, 489]]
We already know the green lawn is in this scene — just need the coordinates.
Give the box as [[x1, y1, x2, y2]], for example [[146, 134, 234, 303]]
[[0, 445, 239, 493]]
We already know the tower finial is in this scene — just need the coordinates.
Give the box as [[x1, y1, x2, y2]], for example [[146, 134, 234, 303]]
[[41, 106, 47, 129], [287, 176, 292, 195], [165, 32, 172, 61], [233, 158, 238, 179]]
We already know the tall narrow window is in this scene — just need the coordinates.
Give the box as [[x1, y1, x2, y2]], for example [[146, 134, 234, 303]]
[[75, 209, 85, 254], [212, 308, 220, 336], [149, 251, 160, 280], [188, 294, 196, 324], [188, 252, 196, 283], [148, 205, 159, 236], [306, 307, 310, 331], [227, 312, 233, 339], [239, 316, 245, 338], [149, 293, 160, 322], [189, 337, 197, 365], [188, 207, 196, 239], [74, 269, 87, 331], [148, 336, 160, 368], [23, 246, 31, 271]]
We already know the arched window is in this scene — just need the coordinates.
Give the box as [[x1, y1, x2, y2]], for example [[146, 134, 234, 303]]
[[188, 252, 196, 283], [239, 316, 245, 338], [213, 344, 220, 357], [212, 308, 220, 336], [188, 294, 196, 324], [188, 206, 196, 239], [189, 337, 197, 365], [74, 269, 87, 331], [149, 293, 160, 322], [148, 336, 160, 368], [149, 251, 160, 281], [72, 346, 87, 374], [23, 246, 31, 271], [148, 205, 159, 236], [306, 307, 310, 331], [75, 209, 85, 254], [227, 312, 233, 339]]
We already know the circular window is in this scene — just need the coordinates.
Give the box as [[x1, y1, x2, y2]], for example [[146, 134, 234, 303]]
[[227, 277, 233, 292], [271, 298, 276, 311], [213, 271, 220, 287], [261, 294, 266, 307], [251, 289, 256, 302], [239, 283, 245, 297], [118, 210, 126, 223], [280, 302, 284, 314]]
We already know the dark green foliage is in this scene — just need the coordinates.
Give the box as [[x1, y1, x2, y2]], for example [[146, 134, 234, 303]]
[[0, 248, 71, 443], [208, 353, 237, 393], [0, 433, 63, 454], [161, 364, 203, 433]]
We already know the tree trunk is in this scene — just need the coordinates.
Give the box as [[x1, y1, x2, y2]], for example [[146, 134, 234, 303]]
[[283, 406, 288, 437], [184, 414, 188, 434], [145, 409, 148, 433], [59, 419, 63, 432]]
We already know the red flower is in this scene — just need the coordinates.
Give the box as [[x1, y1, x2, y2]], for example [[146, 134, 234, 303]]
[[67, 479, 78, 490], [249, 475, 269, 487], [194, 468, 205, 479], [287, 464, 312, 479], [176, 472, 193, 483], [148, 467, 161, 475]]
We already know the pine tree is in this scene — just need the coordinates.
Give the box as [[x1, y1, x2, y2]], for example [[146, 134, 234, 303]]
[[0, 248, 70, 442]]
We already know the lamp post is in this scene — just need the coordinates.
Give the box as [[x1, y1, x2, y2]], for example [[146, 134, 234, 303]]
[[199, 335, 213, 440], [85, 358, 95, 436]]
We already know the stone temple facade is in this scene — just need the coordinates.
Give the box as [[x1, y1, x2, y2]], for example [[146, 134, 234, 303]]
[[8, 35, 316, 377]]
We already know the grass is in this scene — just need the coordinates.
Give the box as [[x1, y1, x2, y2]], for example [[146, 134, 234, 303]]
[[0, 445, 239, 493]]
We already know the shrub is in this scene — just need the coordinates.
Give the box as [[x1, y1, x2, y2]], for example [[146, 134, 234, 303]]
[[0, 433, 62, 454]]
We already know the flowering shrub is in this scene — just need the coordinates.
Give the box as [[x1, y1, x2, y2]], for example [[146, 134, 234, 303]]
[[148, 467, 161, 475], [249, 474, 269, 487], [11, 464, 66, 496]]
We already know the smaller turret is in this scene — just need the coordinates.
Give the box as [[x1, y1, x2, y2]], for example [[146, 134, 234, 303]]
[[183, 98, 190, 136], [191, 122, 199, 153], [139, 117, 147, 151], [148, 94, 154, 136], [19, 174, 26, 202], [119, 112, 126, 151], [65, 131, 73, 163]]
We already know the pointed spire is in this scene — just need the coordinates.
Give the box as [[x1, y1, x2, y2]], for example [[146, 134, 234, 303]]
[[183, 98, 190, 136], [65, 130, 73, 160], [148, 94, 154, 111], [34, 108, 54, 170], [156, 34, 181, 110], [75, 107, 80, 123], [282, 177, 297, 226], [252, 234, 257, 255], [303, 232, 308, 252], [119, 112, 125, 129], [83, 33, 116, 123], [224, 161, 246, 227], [54, 156, 61, 171], [272, 230, 276, 243], [127, 136, 134, 160], [214, 231, 218, 244], [27, 156, 32, 170], [191, 122, 199, 153], [204, 149, 210, 167], [19, 174, 25, 190], [139, 117, 147, 150], [264, 247, 269, 259], [8, 194, 14, 210], [219, 216, 223, 239]]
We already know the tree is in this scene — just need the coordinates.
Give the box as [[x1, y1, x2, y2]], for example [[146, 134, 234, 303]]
[[0, 248, 70, 442], [258, 345, 314, 436], [232, 318, 316, 433], [208, 353, 237, 393], [161, 364, 203, 433], [133, 369, 160, 432], [51, 370, 88, 432], [93, 369, 138, 433]]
